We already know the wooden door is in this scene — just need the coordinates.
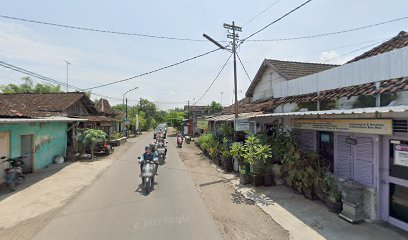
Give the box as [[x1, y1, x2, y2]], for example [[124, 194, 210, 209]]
[[20, 134, 34, 173]]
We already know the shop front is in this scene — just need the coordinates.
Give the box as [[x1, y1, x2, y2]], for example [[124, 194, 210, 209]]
[[381, 131, 408, 231], [292, 118, 393, 221]]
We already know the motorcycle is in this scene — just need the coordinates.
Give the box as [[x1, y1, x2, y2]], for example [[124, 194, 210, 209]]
[[138, 157, 157, 195], [156, 146, 166, 165], [1, 156, 26, 191], [177, 136, 183, 148]]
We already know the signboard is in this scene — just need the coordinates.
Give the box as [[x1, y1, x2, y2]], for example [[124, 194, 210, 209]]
[[292, 119, 392, 135], [234, 119, 249, 132], [394, 144, 408, 167], [197, 119, 209, 130]]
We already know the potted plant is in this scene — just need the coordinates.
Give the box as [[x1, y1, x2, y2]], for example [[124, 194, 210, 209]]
[[221, 138, 233, 172], [230, 142, 250, 184], [301, 166, 318, 200], [243, 136, 271, 187], [324, 173, 343, 213], [263, 159, 274, 186]]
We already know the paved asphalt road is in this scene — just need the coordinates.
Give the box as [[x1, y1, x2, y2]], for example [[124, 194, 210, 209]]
[[33, 133, 222, 240]]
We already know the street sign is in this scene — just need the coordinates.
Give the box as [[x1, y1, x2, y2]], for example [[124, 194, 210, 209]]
[[234, 119, 249, 132]]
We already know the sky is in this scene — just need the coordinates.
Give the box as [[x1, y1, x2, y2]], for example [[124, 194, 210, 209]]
[[0, 0, 408, 110]]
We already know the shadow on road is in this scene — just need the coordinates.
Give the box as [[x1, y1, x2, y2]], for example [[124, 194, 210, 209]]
[[231, 191, 256, 205]]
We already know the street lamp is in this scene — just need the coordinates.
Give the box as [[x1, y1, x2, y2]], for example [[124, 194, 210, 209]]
[[122, 87, 138, 137], [122, 87, 139, 118]]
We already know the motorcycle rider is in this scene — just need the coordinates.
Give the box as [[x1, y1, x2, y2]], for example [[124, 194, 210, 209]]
[[139, 145, 159, 175]]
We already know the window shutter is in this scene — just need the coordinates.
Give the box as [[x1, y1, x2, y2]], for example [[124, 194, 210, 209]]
[[353, 137, 374, 186], [335, 135, 352, 179], [300, 131, 315, 151]]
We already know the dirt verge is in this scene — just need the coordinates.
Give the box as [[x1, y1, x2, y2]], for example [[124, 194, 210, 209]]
[[176, 141, 289, 240]]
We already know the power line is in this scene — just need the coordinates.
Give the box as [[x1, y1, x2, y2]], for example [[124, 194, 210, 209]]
[[242, 0, 313, 42], [195, 54, 232, 104], [323, 40, 386, 63], [0, 60, 117, 100], [236, 53, 252, 82], [243, 0, 281, 26], [85, 48, 222, 90], [0, 14, 213, 42], [249, 16, 408, 42]]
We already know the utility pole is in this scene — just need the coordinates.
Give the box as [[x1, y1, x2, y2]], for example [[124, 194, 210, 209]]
[[224, 21, 242, 118], [64, 60, 71, 92], [220, 91, 223, 106], [125, 98, 128, 119]]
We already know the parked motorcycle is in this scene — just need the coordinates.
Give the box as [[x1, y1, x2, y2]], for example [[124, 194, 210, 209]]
[[1, 156, 26, 191], [138, 157, 157, 195], [177, 136, 183, 148]]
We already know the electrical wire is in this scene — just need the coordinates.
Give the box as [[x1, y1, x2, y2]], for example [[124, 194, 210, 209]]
[[195, 54, 233, 104], [85, 48, 222, 90], [242, 0, 281, 27], [0, 60, 118, 100], [242, 0, 313, 43], [0, 14, 211, 42], [248, 16, 408, 42], [236, 53, 252, 82], [323, 40, 386, 63]]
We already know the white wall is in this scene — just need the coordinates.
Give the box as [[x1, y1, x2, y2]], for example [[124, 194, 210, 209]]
[[273, 46, 408, 98], [253, 68, 286, 101]]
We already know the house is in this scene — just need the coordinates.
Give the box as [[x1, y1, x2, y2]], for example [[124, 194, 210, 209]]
[[184, 105, 210, 135], [93, 98, 124, 135], [215, 59, 338, 133], [0, 92, 97, 183], [0, 117, 86, 183], [239, 31, 408, 230]]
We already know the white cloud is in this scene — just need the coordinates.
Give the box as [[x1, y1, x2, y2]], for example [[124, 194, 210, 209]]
[[318, 51, 348, 64]]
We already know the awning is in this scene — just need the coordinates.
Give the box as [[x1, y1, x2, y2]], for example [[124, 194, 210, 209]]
[[207, 112, 263, 122], [0, 117, 88, 124], [248, 105, 408, 119]]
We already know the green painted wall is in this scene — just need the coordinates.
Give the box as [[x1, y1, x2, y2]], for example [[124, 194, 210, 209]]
[[0, 122, 67, 171]]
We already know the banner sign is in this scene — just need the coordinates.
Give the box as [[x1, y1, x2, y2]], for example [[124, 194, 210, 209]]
[[197, 119, 209, 130], [234, 119, 249, 131], [395, 144, 408, 167], [292, 119, 392, 135]]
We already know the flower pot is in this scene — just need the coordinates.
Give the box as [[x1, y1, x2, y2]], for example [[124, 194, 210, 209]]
[[303, 186, 317, 200], [293, 181, 303, 195], [223, 157, 233, 173], [240, 174, 251, 185], [271, 164, 283, 185], [263, 175, 274, 186], [315, 189, 329, 201], [250, 174, 263, 187], [325, 198, 343, 213]]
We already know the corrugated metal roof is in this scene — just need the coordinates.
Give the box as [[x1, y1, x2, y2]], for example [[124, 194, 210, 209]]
[[248, 105, 408, 118], [0, 117, 88, 124], [208, 112, 263, 121]]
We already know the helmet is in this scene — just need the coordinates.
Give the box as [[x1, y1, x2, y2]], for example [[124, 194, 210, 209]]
[[145, 145, 151, 150]]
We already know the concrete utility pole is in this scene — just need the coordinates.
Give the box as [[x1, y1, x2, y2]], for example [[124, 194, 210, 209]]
[[224, 21, 242, 119], [203, 22, 242, 119], [220, 91, 223, 106], [64, 60, 71, 92]]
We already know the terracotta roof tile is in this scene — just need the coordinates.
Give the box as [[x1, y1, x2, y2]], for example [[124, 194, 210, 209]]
[[0, 92, 97, 118], [347, 31, 408, 63]]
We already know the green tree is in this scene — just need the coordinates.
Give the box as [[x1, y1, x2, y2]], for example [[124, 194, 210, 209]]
[[0, 77, 61, 93], [165, 110, 186, 131], [206, 101, 223, 114], [82, 129, 107, 159]]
